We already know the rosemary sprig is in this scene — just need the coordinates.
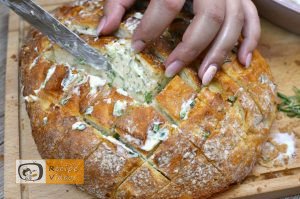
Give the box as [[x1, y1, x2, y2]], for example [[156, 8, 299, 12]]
[[277, 87, 300, 118]]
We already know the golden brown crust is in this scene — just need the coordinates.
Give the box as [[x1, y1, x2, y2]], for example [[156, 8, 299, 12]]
[[222, 51, 277, 126], [78, 138, 143, 198], [87, 88, 133, 133], [155, 76, 197, 122], [114, 105, 166, 156], [54, 0, 104, 35], [149, 125, 198, 179], [179, 99, 223, 148], [20, 0, 277, 198], [115, 163, 169, 199], [153, 152, 229, 199]]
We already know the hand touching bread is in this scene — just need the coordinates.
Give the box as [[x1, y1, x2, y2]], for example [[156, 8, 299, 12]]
[[96, 0, 260, 85]]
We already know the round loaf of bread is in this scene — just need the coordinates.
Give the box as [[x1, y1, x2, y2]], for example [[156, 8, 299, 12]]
[[20, 0, 277, 198]]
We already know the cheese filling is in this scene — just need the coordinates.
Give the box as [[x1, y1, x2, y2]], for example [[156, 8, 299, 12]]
[[72, 122, 87, 131], [105, 136, 139, 158], [29, 56, 40, 69], [104, 39, 165, 102], [84, 106, 94, 115], [34, 65, 57, 94], [141, 123, 169, 151], [69, 24, 97, 36], [113, 100, 127, 117], [180, 96, 196, 120], [88, 75, 106, 96], [24, 95, 39, 102]]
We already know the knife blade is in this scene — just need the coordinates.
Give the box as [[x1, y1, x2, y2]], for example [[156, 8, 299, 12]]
[[1, 0, 111, 71]]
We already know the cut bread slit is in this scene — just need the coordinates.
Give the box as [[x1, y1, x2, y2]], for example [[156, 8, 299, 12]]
[[83, 117, 111, 136], [84, 117, 147, 160], [68, 24, 97, 36], [152, 100, 178, 125], [179, 68, 202, 92], [114, 162, 170, 198], [221, 52, 277, 127], [155, 76, 198, 122]]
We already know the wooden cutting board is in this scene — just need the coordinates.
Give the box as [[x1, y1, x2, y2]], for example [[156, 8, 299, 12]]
[[4, 1, 300, 198]]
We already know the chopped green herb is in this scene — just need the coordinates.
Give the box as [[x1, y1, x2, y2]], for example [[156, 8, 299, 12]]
[[180, 98, 195, 120], [144, 92, 153, 104], [277, 87, 300, 118], [190, 99, 196, 108], [153, 123, 161, 132], [113, 133, 120, 140], [159, 131, 166, 139], [203, 131, 211, 139], [156, 83, 164, 92], [180, 111, 187, 120], [227, 96, 237, 104], [108, 71, 116, 83], [52, 24, 59, 32], [60, 97, 70, 105], [128, 151, 138, 157], [78, 57, 86, 65]]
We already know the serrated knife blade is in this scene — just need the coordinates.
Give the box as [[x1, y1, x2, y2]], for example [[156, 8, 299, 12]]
[[1, 0, 111, 71]]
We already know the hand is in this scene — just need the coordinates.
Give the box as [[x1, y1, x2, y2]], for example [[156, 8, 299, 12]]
[[96, 0, 260, 86]]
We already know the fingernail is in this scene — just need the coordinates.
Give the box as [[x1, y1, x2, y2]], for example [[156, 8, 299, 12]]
[[245, 53, 252, 68], [96, 16, 107, 35], [202, 65, 218, 86], [165, 60, 184, 78], [132, 40, 146, 53]]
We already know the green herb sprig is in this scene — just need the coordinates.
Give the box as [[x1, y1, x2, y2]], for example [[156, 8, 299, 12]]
[[144, 92, 153, 104], [277, 87, 300, 118], [227, 96, 237, 105]]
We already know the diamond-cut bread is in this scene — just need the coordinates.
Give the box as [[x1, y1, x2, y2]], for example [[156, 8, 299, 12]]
[[20, 0, 277, 198]]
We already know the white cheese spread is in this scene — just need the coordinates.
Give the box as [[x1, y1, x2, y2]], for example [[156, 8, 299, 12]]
[[72, 122, 87, 131], [113, 100, 127, 116]]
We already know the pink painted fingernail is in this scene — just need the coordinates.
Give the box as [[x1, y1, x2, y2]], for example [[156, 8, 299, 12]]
[[245, 53, 252, 68], [202, 65, 218, 86], [96, 16, 107, 35], [165, 60, 184, 77], [132, 40, 146, 53]]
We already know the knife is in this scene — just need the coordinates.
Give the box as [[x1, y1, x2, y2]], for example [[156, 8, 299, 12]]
[[0, 0, 111, 71]]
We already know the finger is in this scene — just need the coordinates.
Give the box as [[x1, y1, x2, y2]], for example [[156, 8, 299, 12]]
[[198, 0, 244, 85], [97, 0, 136, 35], [165, 0, 226, 77], [238, 0, 261, 67], [132, 0, 186, 52]]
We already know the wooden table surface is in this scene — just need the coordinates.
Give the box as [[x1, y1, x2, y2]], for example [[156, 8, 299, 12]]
[[0, 3, 299, 199], [0, 4, 8, 199]]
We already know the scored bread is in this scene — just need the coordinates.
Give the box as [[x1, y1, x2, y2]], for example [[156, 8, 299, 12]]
[[20, 0, 277, 198]]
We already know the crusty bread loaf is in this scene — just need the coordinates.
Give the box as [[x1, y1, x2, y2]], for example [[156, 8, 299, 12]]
[[20, 0, 277, 198]]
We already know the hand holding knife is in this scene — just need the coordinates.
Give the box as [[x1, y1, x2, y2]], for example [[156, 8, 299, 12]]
[[0, 0, 111, 71]]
